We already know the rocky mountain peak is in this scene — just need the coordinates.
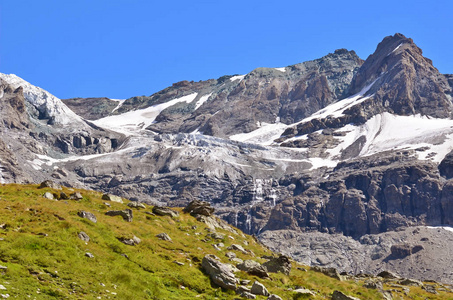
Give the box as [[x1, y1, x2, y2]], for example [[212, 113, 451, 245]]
[[350, 33, 452, 118]]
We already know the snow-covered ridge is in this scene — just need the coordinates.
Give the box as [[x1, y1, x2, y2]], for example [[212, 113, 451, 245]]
[[0, 73, 86, 126], [93, 93, 198, 135]]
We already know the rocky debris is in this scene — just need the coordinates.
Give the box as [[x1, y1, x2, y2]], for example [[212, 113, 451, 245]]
[[127, 202, 146, 209], [196, 215, 237, 233], [226, 252, 237, 259], [152, 206, 179, 217], [77, 211, 97, 223], [262, 255, 291, 275], [156, 233, 172, 241], [238, 291, 256, 299], [85, 252, 94, 258], [293, 288, 316, 296], [250, 281, 269, 296], [267, 295, 283, 300], [390, 244, 423, 258], [38, 180, 61, 190], [105, 209, 133, 222], [42, 192, 55, 200], [237, 260, 269, 278], [69, 192, 83, 200], [183, 200, 215, 216], [312, 266, 344, 281], [363, 279, 383, 290], [332, 290, 361, 300], [118, 236, 141, 246], [78, 231, 90, 242], [201, 254, 238, 290], [101, 193, 123, 203]]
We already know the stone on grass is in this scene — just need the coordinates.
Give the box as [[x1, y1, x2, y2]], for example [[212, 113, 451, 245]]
[[102, 193, 123, 203], [43, 192, 54, 200], [78, 231, 90, 242], [39, 180, 61, 190], [105, 209, 133, 222], [267, 294, 283, 300], [77, 211, 97, 223], [152, 206, 179, 217], [127, 202, 146, 209], [332, 290, 361, 300], [69, 192, 83, 200], [85, 252, 94, 258], [156, 233, 172, 241], [237, 260, 269, 278], [119, 236, 141, 246], [183, 200, 214, 216], [250, 281, 269, 296], [262, 255, 291, 275], [294, 288, 316, 296], [201, 254, 237, 290]]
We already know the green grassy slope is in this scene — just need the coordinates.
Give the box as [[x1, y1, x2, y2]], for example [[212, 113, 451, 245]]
[[0, 184, 451, 299]]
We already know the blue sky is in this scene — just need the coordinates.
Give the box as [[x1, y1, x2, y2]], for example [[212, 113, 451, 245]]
[[1, 0, 452, 99]]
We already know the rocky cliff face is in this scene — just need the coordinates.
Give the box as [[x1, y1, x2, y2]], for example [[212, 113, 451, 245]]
[[2, 33, 453, 283]]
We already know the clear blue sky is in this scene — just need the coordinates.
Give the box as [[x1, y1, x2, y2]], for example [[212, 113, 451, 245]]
[[1, 0, 452, 99]]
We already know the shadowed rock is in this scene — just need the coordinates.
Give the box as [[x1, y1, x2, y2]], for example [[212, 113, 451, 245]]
[[39, 180, 62, 190], [105, 209, 133, 222], [262, 255, 291, 275], [183, 200, 214, 216], [152, 206, 179, 217]]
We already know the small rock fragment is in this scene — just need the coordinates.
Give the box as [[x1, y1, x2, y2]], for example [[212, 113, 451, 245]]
[[78, 211, 97, 223], [156, 233, 172, 241]]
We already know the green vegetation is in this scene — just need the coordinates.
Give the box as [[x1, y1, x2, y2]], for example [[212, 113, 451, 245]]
[[0, 183, 451, 299]]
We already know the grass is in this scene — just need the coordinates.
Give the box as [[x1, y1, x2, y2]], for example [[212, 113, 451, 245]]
[[0, 183, 451, 299]]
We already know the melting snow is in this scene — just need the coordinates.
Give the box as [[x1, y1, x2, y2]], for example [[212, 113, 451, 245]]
[[111, 98, 126, 113], [427, 226, 453, 233], [93, 93, 198, 135]]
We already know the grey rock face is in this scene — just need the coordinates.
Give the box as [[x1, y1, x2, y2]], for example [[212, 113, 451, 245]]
[[201, 255, 238, 290]]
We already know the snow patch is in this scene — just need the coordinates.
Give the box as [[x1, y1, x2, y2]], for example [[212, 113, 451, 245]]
[[93, 93, 198, 135], [111, 99, 126, 113], [427, 226, 453, 233], [391, 43, 404, 54], [194, 93, 212, 110], [230, 75, 246, 82], [230, 122, 288, 145], [274, 67, 286, 72]]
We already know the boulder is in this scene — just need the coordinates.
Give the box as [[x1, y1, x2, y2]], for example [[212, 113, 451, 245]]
[[227, 244, 249, 254], [156, 233, 172, 241], [267, 295, 283, 300], [293, 288, 316, 296], [119, 235, 141, 246], [250, 281, 269, 296], [207, 232, 225, 240], [39, 180, 61, 190], [262, 255, 291, 275], [183, 200, 214, 216], [390, 244, 424, 258], [78, 231, 90, 242], [127, 202, 146, 209], [85, 252, 94, 258], [105, 209, 133, 222], [77, 211, 97, 223], [237, 260, 269, 278], [201, 254, 238, 290], [69, 192, 83, 200], [102, 193, 123, 203], [152, 206, 179, 217], [42, 192, 54, 200], [238, 291, 256, 299], [332, 290, 361, 300]]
